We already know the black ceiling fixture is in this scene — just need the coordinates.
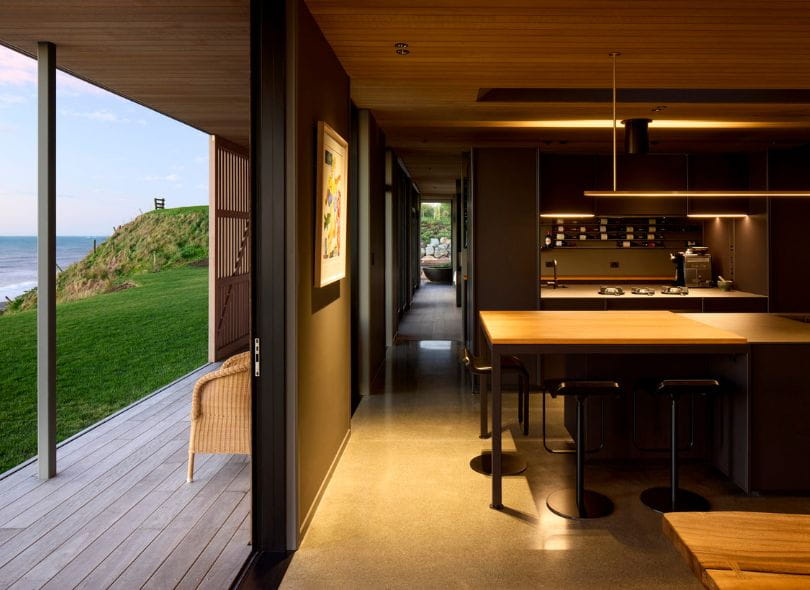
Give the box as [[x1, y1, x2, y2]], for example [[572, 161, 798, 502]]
[[394, 42, 410, 55], [623, 118, 651, 154]]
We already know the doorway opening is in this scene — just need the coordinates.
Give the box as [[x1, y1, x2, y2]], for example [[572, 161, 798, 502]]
[[396, 200, 461, 341]]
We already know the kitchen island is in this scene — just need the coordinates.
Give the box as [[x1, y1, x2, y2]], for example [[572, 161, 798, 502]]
[[543, 312, 810, 495], [481, 311, 810, 510], [686, 313, 810, 493], [479, 310, 748, 509]]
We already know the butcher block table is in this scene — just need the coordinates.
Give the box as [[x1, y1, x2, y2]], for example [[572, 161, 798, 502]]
[[663, 511, 810, 589], [478, 310, 748, 509]]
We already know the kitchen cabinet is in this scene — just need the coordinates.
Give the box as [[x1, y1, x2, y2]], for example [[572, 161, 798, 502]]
[[539, 154, 595, 216], [539, 291, 768, 312], [702, 297, 768, 312], [593, 154, 688, 216], [687, 153, 749, 216]]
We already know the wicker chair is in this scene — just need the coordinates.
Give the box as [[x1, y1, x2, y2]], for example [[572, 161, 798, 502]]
[[187, 351, 251, 482]]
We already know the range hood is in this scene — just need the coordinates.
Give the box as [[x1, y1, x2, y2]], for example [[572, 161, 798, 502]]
[[584, 53, 810, 200]]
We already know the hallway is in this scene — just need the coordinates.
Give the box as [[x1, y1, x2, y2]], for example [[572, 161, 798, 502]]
[[394, 281, 462, 342]]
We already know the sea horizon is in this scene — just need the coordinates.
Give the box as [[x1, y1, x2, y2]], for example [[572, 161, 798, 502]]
[[0, 235, 109, 302]]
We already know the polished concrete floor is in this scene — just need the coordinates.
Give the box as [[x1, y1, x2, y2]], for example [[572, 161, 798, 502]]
[[395, 281, 462, 342], [282, 340, 810, 589]]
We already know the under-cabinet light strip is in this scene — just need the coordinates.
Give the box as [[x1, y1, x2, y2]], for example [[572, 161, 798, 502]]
[[584, 190, 810, 198]]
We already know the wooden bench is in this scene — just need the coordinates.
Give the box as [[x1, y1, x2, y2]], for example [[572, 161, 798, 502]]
[[663, 511, 810, 589]]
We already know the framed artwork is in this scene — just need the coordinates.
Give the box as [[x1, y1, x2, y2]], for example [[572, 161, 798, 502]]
[[314, 121, 349, 287]]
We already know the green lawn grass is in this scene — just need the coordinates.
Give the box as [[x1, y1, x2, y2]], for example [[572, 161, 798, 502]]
[[0, 266, 207, 474]]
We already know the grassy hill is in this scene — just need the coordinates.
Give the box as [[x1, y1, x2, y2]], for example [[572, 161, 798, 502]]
[[0, 266, 207, 473], [6, 205, 208, 312], [0, 206, 210, 473]]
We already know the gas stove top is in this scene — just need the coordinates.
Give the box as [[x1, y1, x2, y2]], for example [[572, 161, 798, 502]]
[[595, 286, 691, 296], [598, 286, 625, 296], [631, 287, 656, 296], [661, 286, 690, 295]]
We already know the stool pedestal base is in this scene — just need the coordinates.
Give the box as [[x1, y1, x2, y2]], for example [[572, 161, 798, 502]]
[[470, 452, 527, 476], [546, 488, 613, 519], [640, 486, 710, 513]]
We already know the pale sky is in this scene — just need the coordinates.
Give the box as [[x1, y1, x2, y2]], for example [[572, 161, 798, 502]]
[[0, 45, 208, 236]]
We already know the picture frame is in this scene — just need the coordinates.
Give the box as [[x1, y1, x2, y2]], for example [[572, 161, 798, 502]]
[[314, 121, 349, 287]]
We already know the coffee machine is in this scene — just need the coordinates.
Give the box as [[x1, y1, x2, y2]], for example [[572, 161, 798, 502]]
[[671, 247, 712, 288]]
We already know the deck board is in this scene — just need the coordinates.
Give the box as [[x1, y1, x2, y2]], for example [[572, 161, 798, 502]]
[[0, 366, 251, 590]]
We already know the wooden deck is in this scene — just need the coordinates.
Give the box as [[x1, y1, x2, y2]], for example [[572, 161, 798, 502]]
[[0, 365, 252, 590]]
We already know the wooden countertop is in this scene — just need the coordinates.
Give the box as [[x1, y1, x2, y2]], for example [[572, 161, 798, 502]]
[[540, 284, 767, 299], [479, 310, 747, 346], [663, 511, 810, 586], [684, 313, 810, 343]]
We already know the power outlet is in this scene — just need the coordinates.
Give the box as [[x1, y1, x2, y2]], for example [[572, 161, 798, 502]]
[[610, 261, 620, 269], [545, 261, 556, 268]]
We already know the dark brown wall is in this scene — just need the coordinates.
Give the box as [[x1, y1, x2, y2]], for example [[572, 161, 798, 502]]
[[368, 113, 387, 384], [703, 217, 733, 279], [473, 147, 538, 352], [295, 0, 351, 532]]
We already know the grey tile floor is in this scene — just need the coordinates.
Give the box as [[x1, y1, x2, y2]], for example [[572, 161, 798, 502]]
[[395, 281, 462, 342], [283, 340, 810, 589]]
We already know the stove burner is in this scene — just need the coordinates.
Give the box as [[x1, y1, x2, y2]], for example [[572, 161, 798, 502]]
[[598, 286, 625, 296], [631, 288, 656, 296], [661, 286, 689, 295]]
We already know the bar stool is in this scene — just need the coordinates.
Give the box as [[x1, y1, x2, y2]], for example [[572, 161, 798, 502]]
[[545, 380, 622, 519], [463, 348, 530, 476], [639, 379, 720, 513]]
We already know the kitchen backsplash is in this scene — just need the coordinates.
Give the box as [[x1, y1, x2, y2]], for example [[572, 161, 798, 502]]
[[540, 248, 682, 278]]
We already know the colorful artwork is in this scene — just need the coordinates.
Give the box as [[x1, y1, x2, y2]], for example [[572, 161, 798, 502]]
[[315, 122, 349, 287], [322, 149, 342, 259]]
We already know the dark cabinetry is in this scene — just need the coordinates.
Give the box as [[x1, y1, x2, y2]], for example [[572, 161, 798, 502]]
[[687, 153, 749, 215], [539, 155, 595, 216], [539, 296, 767, 312], [593, 154, 688, 215]]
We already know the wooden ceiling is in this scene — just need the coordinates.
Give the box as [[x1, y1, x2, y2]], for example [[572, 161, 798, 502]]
[[4, 2, 810, 195], [0, 1, 250, 148], [307, 0, 810, 195]]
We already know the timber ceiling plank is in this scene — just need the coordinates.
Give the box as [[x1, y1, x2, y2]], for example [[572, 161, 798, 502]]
[[0, 0, 250, 148], [307, 0, 810, 192]]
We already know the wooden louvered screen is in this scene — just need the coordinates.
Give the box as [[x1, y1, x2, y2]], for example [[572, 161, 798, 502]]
[[209, 136, 251, 362]]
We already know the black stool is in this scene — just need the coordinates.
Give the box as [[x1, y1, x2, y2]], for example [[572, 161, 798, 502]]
[[463, 348, 530, 476], [639, 379, 720, 514], [545, 380, 621, 519]]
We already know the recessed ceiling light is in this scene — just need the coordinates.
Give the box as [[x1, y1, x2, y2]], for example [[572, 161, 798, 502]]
[[651, 105, 668, 112]]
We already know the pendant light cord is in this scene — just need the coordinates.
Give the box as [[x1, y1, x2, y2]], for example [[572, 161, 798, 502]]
[[610, 52, 620, 191]]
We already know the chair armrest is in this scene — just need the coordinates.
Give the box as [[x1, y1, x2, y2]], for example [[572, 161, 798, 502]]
[[191, 363, 250, 419]]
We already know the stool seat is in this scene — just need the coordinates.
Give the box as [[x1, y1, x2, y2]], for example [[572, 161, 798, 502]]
[[654, 379, 720, 397], [552, 380, 622, 398]]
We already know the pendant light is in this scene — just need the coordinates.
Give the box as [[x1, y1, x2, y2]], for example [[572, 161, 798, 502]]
[[583, 53, 810, 199]]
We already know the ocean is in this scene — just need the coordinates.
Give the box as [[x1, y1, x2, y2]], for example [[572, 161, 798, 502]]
[[0, 236, 108, 302]]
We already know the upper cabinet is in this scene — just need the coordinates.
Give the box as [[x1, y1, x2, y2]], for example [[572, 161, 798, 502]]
[[687, 153, 750, 215], [539, 154, 596, 216], [593, 154, 688, 215]]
